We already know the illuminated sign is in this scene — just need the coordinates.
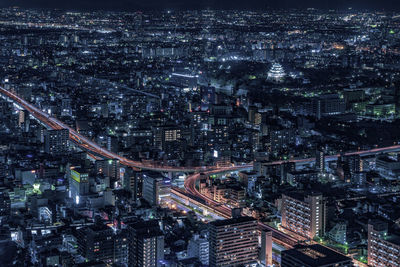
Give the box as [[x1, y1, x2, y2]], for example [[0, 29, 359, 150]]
[[71, 169, 80, 183], [213, 150, 218, 158]]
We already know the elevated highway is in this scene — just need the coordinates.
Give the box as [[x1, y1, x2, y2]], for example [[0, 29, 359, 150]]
[[0, 87, 245, 173]]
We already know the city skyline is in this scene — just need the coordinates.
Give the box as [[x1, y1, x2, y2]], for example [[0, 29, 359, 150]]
[[1, 0, 400, 11], [0, 6, 399, 267]]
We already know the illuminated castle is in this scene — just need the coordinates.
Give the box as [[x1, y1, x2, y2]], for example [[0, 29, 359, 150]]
[[267, 62, 285, 82]]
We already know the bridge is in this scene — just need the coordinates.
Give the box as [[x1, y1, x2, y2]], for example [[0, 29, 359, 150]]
[[3, 86, 399, 171], [0, 87, 243, 173], [182, 170, 298, 247], [260, 144, 400, 167], [0, 86, 395, 262], [183, 170, 369, 266], [0, 86, 313, 249]]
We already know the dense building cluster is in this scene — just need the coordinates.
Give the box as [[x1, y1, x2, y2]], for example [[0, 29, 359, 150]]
[[0, 7, 399, 267]]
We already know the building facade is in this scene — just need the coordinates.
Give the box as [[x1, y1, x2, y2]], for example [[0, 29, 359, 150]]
[[209, 217, 258, 267], [368, 220, 400, 267], [142, 171, 170, 206], [45, 129, 69, 155], [128, 220, 165, 267], [281, 192, 326, 239]]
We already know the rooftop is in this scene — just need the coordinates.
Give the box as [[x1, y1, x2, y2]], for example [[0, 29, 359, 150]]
[[282, 244, 352, 266], [209, 216, 256, 227]]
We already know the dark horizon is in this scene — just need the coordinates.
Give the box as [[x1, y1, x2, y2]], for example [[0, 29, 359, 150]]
[[1, 0, 400, 12]]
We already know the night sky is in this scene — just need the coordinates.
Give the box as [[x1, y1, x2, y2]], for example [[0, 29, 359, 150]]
[[0, 0, 399, 11]]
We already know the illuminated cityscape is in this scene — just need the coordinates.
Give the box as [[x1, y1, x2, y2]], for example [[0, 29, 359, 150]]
[[0, 2, 399, 267], [267, 63, 285, 83]]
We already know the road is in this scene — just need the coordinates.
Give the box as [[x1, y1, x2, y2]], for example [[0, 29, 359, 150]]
[[1, 87, 373, 265], [0, 87, 246, 173], [183, 169, 368, 266], [3, 86, 400, 171], [183, 170, 298, 245], [262, 144, 400, 166]]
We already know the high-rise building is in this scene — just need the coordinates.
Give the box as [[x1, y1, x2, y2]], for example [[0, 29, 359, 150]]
[[142, 172, 170, 206], [124, 168, 142, 201], [368, 219, 400, 267], [106, 135, 118, 153], [127, 220, 164, 267], [281, 244, 352, 267], [36, 126, 46, 143], [45, 129, 69, 155], [281, 192, 326, 239], [164, 128, 181, 143], [114, 230, 130, 266], [313, 94, 345, 120], [187, 234, 209, 266], [239, 171, 258, 197], [286, 170, 319, 186], [153, 126, 182, 150], [95, 159, 120, 188], [209, 216, 258, 267], [229, 185, 246, 208], [315, 149, 325, 174], [18, 110, 25, 127], [339, 154, 363, 174], [248, 106, 257, 124], [269, 129, 295, 152], [69, 168, 89, 204], [76, 224, 115, 264], [254, 112, 262, 125], [76, 224, 129, 265], [61, 98, 72, 117], [260, 230, 273, 266]]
